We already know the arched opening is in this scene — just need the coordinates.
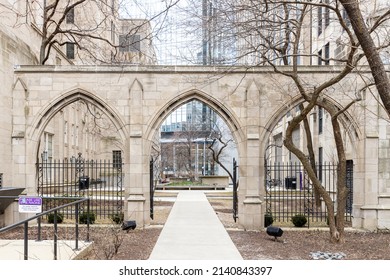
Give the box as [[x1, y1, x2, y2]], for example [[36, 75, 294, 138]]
[[145, 91, 242, 227], [263, 98, 360, 228], [30, 90, 128, 223]]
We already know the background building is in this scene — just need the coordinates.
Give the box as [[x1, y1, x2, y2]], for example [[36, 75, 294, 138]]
[[160, 100, 237, 181], [0, 0, 156, 187]]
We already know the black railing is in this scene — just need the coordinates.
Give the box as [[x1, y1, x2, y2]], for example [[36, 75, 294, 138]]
[[37, 153, 124, 220], [0, 196, 90, 260], [150, 158, 154, 220], [233, 158, 238, 222], [265, 161, 353, 227]]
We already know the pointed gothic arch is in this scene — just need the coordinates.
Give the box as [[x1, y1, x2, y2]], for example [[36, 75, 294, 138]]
[[27, 87, 129, 160], [145, 89, 244, 147]]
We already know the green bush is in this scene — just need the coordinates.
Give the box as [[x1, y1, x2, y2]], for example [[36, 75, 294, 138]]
[[110, 212, 124, 224], [264, 212, 274, 227], [291, 214, 307, 227], [47, 212, 64, 224], [79, 212, 96, 224]]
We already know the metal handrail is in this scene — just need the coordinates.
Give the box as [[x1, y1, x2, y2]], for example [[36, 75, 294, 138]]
[[0, 196, 90, 260]]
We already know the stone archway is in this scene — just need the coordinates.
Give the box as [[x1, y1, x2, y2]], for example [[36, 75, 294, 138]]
[[129, 89, 264, 230], [260, 96, 363, 227], [10, 65, 388, 231], [18, 87, 129, 197]]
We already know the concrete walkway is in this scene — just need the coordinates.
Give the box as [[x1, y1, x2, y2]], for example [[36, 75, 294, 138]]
[[149, 191, 243, 260]]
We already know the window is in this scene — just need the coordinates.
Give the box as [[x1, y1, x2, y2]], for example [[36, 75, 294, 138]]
[[85, 132, 89, 150], [44, 132, 53, 159], [317, 3, 323, 36], [342, 9, 351, 27], [318, 49, 322, 65], [0, 173, 3, 188], [66, 43, 75, 59], [75, 126, 79, 147], [324, 0, 330, 28], [318, 147, 323, 182], [111, 0, 115, 14], [71, 124, 75, 146], [324, 43, 330, 65], [119, 34, 141, 52], [111, 21, 115, 44], [318, 107, 323, 134], [113, 150, 122, 169], [64, 121, 68, 144], [66, 7, 74, 24]]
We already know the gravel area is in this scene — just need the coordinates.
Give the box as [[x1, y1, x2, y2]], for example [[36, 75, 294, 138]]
[[1, 197, 390, 260]]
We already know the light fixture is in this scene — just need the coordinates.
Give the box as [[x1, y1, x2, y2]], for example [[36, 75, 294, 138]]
[[266, 226, 283, 241], [122, 220, 136, 231]]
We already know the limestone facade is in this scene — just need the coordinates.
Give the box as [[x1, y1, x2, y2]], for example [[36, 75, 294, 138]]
[[5, 64, 389, 231], [1, 0, 390, 231]]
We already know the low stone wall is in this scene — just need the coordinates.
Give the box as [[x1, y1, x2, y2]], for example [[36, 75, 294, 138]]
[[200, 176, 229, 187]]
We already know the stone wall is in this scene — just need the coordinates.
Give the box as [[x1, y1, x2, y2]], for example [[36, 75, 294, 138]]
[[6, 65, 384, 231]]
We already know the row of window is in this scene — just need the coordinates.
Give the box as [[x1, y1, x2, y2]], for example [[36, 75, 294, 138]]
[[318, 0, 351, 36], [318, 42, 330, 65], [317, 0, 330, 36], [64, 6, 141, 60], [64, 121, 79, 146]]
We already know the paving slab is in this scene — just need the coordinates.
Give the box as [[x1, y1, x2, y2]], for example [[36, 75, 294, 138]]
[[0, 239, 91, 260], [149, 191, 243, 260]]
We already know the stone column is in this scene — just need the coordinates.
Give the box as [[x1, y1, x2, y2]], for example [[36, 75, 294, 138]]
[[238, 81, 263, 230], [358, 90, 380, 230], [125, 79, 148, 228]]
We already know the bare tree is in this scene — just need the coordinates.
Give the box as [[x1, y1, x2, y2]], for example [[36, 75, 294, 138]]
[[240, 1, 357, 243], [3, 0, 180, 65], [339, 0, 390, 118], [173, 0, 389, 242], [207, 135, 235, 183]]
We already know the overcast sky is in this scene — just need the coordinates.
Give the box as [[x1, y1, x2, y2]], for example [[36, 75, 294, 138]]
[[121, 0, 198, 65]]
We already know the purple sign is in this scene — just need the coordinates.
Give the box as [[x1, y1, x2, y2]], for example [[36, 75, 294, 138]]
[[19, 197, 42, 205], [18, 196, 42, 213]]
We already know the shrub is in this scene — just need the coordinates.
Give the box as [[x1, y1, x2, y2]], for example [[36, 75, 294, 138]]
[[291, 214, 307, 227], [79, 212, 96, 224], [110, 212, 124, 224], [264, 212, 274, 227], [47, 212, 64, 224]]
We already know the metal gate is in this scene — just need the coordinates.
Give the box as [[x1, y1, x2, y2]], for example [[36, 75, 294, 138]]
[[265, 161, 353, 227], [345, 160, 353, 215], [150, 157, 155, 220], [37, 153, 124, 220], [232, 158, 238, 222]]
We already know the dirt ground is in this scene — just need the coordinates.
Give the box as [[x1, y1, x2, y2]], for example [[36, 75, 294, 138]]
[[1, 197, 390, 260]]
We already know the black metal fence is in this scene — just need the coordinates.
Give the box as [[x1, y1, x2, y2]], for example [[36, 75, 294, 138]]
[[265, 161, 353, 227], [233, 158, 238, 222], [150, 158, 154, 220], [37, 153, 124, 221]]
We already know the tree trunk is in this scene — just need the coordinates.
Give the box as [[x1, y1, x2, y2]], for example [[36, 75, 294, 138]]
[[340, 0, 390, 118], [283, 100, 347, 243], [299, 104, 321, 207]]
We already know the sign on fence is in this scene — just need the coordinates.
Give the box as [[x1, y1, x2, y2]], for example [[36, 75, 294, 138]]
[[18, 196, 42, 213]]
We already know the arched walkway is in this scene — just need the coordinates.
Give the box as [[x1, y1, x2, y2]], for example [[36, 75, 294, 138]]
[[10, 65, 386, 230]]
